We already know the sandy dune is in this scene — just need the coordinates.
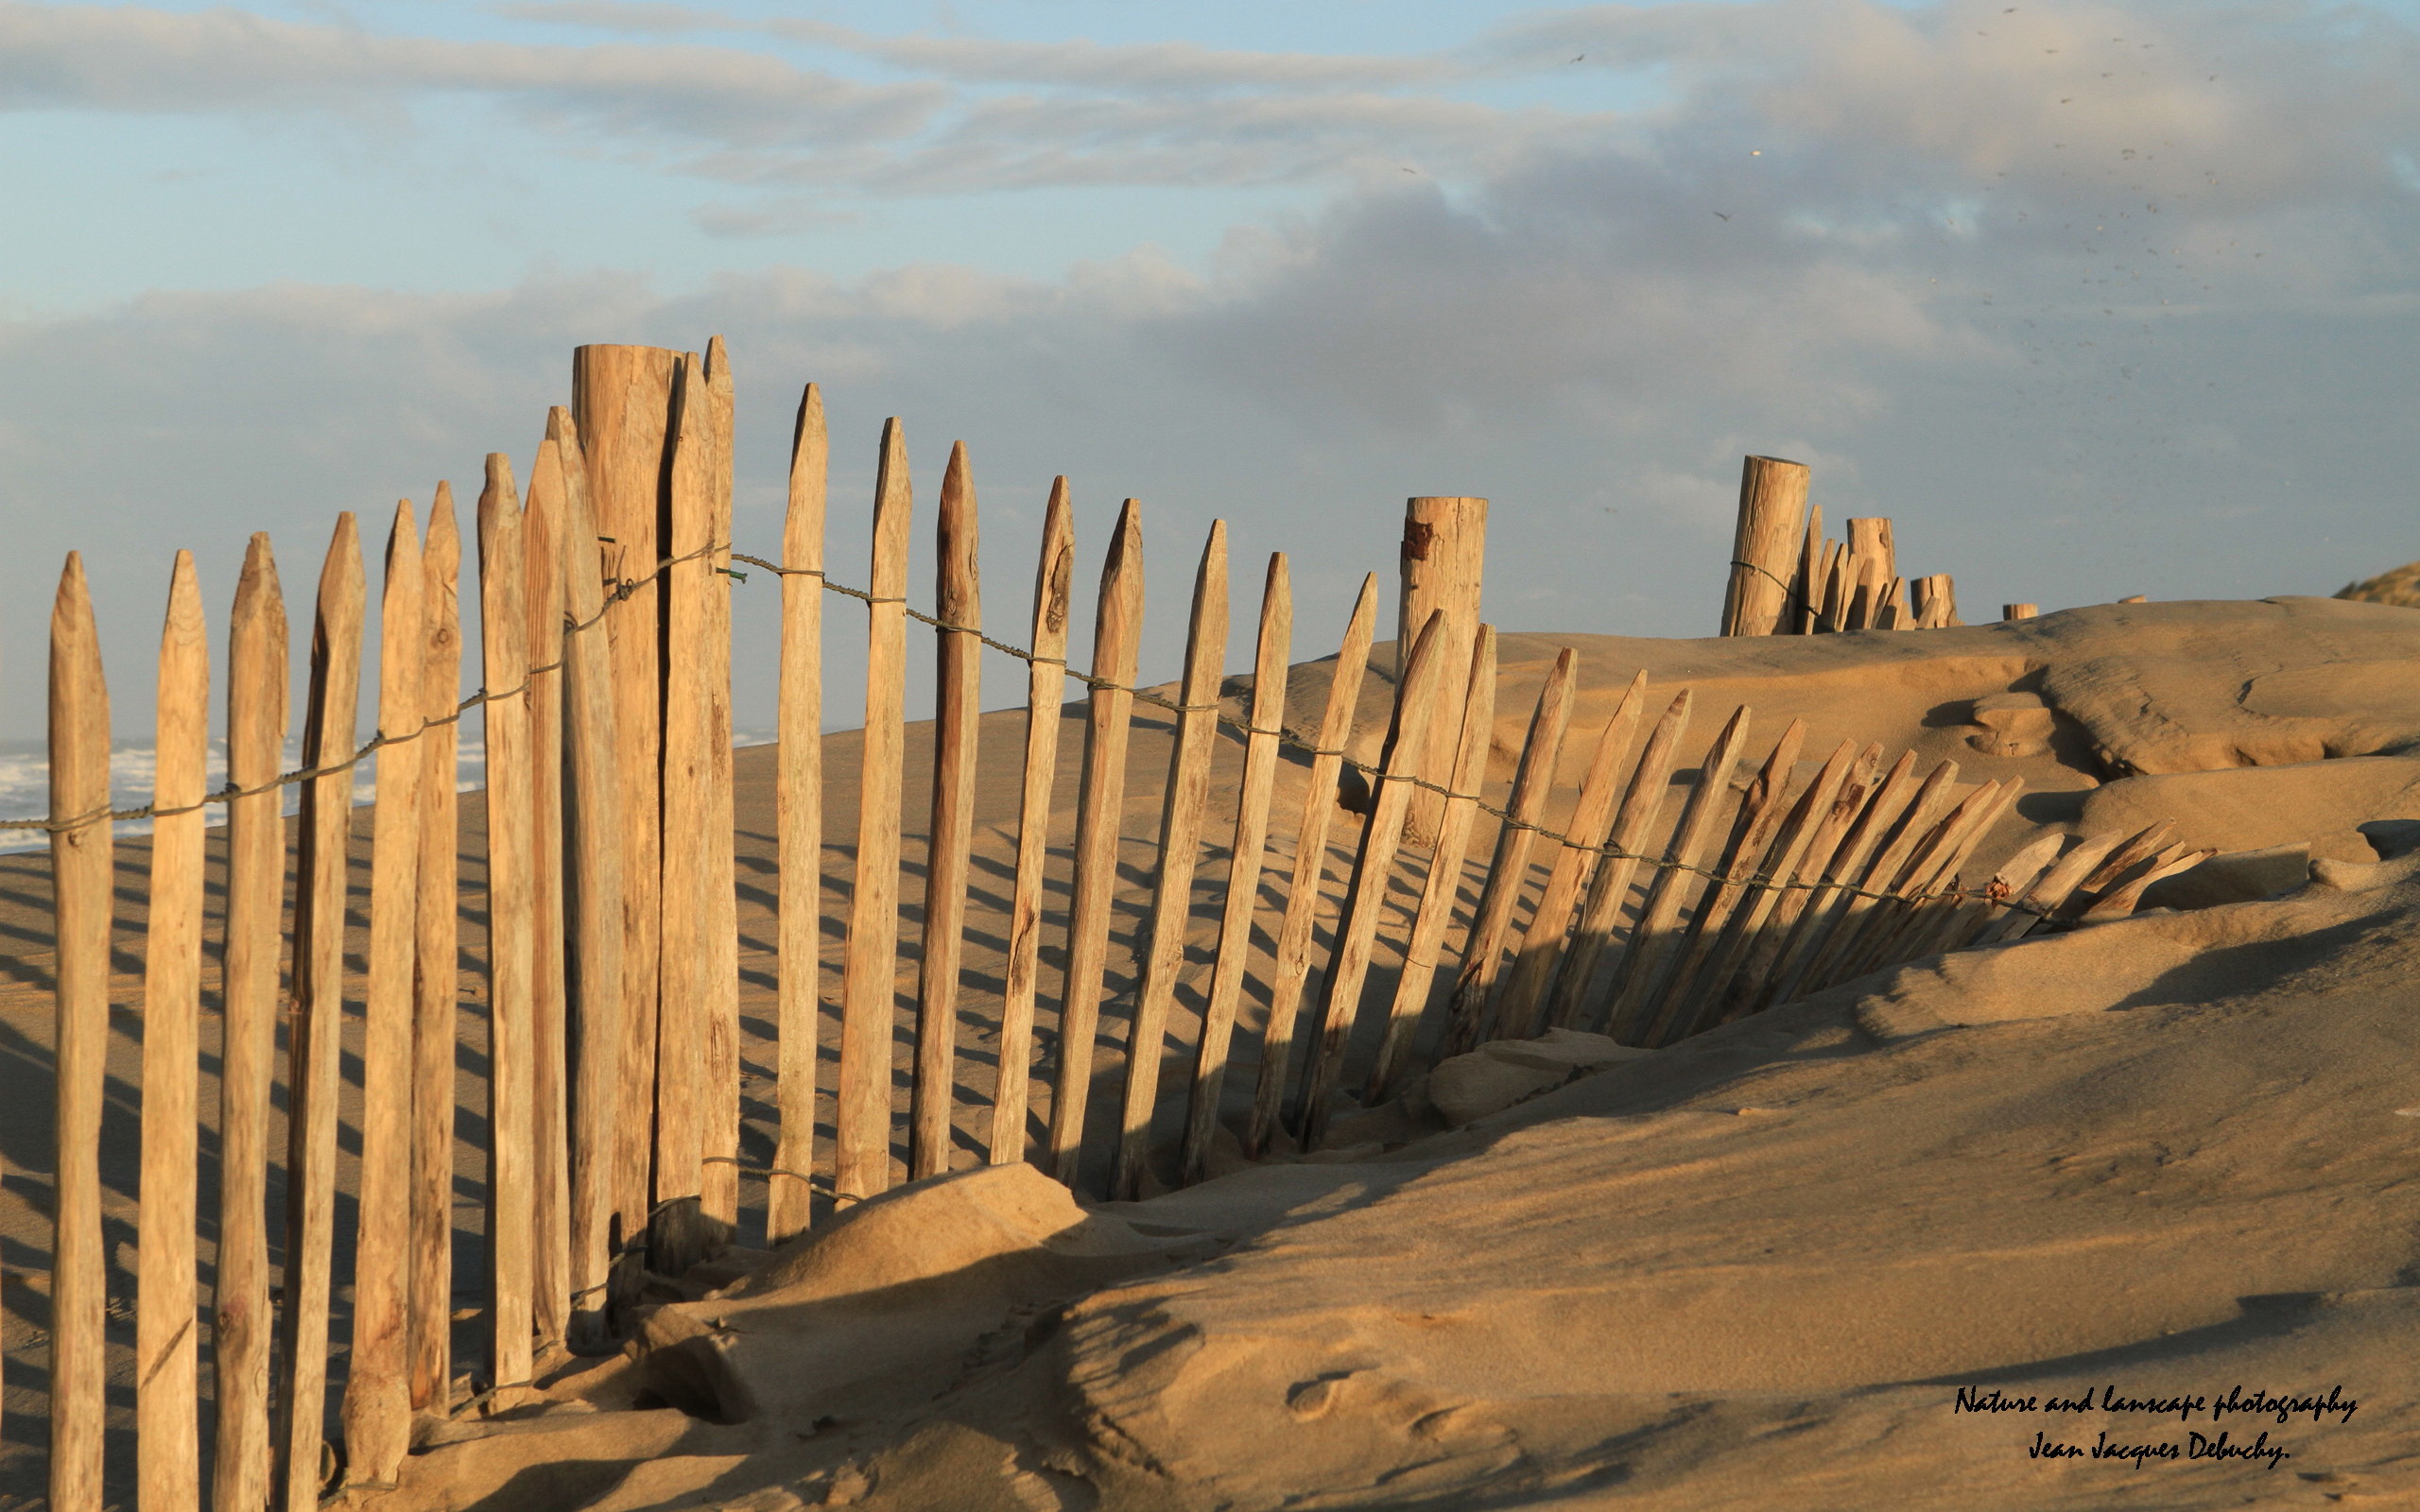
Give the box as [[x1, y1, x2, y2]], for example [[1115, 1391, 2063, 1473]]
[[9, 595, 2420, 1507]]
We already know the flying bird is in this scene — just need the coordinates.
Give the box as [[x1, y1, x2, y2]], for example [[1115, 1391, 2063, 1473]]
[[1713, 212, 1731, 220], [1570, 53, 1586, 62]]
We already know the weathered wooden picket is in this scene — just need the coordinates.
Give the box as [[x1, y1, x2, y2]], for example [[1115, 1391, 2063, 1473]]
[[18, 344, 2203, 1511]]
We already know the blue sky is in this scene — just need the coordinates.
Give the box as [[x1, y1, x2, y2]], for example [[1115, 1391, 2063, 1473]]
[[5, 0, 2420, 737]]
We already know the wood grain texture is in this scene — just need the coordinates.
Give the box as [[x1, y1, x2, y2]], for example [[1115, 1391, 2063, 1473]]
[[340, 505, 425, 1486], [1794, 504, 1824, 633], [551, 407, 627, 1339], [653, 353, 712, 1256], [408, 487, 462, 1414], [1362, 624, 1495, 1106], [990, 481, 1074, 1169], [1047, 499, 1144, 1186], [1295, 610, 1450, 1151], [1443, 648, 1578, 1051], [571, 344, 674, 1240], [912, 441, 983, 1182], [215, 535, 286, 1512], [1783, 759, 1960, 1002], [1847, 517, 1895, 584], [838, 419, 914, 1201], [1979, 830, 2125, 944], [1721, 456, 1809, 636], [1720, 743, 1887, 1020], [138, 552, 207, 1512], [522, 442, 570, 1340], [700, 336, 742, 1228], [48, 554, 110, 1512], [477, 458, 537, 1401], [1397, 497, 1485, 843], [1181, 552, 1291, 1182], [1243, 576, 1376, 1160], [1488, 669, 1649, 1040], [1113, 521, 1229, 1200], [1601, 704, 1754, 1042], [1636, 717, 1806, 1047], [770, 384, 827, 1238], [1546, 690, 1694, 1034], [279, 515, 363, 1512]]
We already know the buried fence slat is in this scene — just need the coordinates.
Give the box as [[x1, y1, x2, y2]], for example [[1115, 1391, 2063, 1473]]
[[572, 345, 674, 1243], [1862, 779, 2026, 973], [48, 555, 110, 1512], [654, 352, 713, 1266], [2065, 822, 2177, 919], [1637, 717, 1806, 1046], [838, 420, 915, 1202], [1114, 522, 1231, 1200], [1721, 743, 1887, 1019], [279, 515, 363, 1512], [1243, 575, 1378, 1160], [138, 554, 207, 1512], [1790, 759, 1963, 998], [1601, 705, 1755, 1042], [554, 412, 627, 1340], [1979, 829, 2128, 944], [1294, 611, 1452, 1151], [1363, 626, 1497, 1107], [1940, 829, 2066, 951], [1673, 737, 1861, 1040], [1047, 500, 1145, 1185], [1543, 689, 1694, 1035], [1440, 647, 1578, 1052], [1487, 669, 1650, 1044], [215, 536, 287, 1512], [989, 481, 1075, 1168], [523, 441, 570, 1349], [1834, 778, 2013, 985], [2080, 844, 2210, 920], [341, 506, 426, 1486], [478, 458, 539, 1404], [408, 488, 463, 1412], [700, 337, 742, 1233], [1759, 752, 1929, 1007], [770, 386, 827, 1240], [912, 442, 984, 1183]]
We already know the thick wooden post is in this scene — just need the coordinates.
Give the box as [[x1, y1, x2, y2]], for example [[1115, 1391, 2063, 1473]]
[[553, 409, 625, 1344], [1296, 611, 1450, 1151], [989, 482, 1075, 1169], [478, 458, 537, 1402], [279, 515, 363, 1512], [523, 443, 570, 1342], [1397, 497, 1484, 844], [48, 554, 110, 1512], [341, 505, 425, 1485], [1047, 500, 1144, 1186], [1720, 457, 1808, 636], [653, 353, 714, 1268], [215, 536, 286, 1512], [837, 421, 914, 1201], [2004, 603, 2039, 621], [911, 442, 983, 1182], [407, 487, 461, 1415], [1113, 521, 1229, 1200], [770, 386, 827, 1239], [1243, 576, 1376, 1160], [571, 344, 674, 1243], [1179, 553, 1290, 1183], [1847, 518, 1895, 584], [137, 554, 207, 1512]]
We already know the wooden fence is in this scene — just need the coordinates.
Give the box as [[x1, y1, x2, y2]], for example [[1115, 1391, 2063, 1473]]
[[17, 343, 2205, 1511]]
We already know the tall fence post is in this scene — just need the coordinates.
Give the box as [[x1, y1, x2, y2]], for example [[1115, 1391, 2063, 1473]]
[[911, 442, 982, 1182], [49, 553, 110, 1512], [408, 486, 462, 1416], [137, 552, 207, 1512], [1720, 456, 1809, 636], [216, 536, 287, 1512], [770, 386, 826, 1242], [341, 504, 425, 1485], [523, 441, 570, 1347], [571, 344, 675, 1248], [1397, 497, 1484, 845], [279, 515, 364, 1512], [700, 336, 743, 1234]]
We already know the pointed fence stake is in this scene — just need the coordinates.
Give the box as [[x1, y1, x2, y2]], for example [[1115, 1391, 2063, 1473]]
[[770, 386, 827, 1240], [912, 442, 984, 1181], [409, 489, 463, 1410]]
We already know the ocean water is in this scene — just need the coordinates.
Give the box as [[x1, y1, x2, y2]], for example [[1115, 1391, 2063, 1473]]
[[0, 730, 775, 856]]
